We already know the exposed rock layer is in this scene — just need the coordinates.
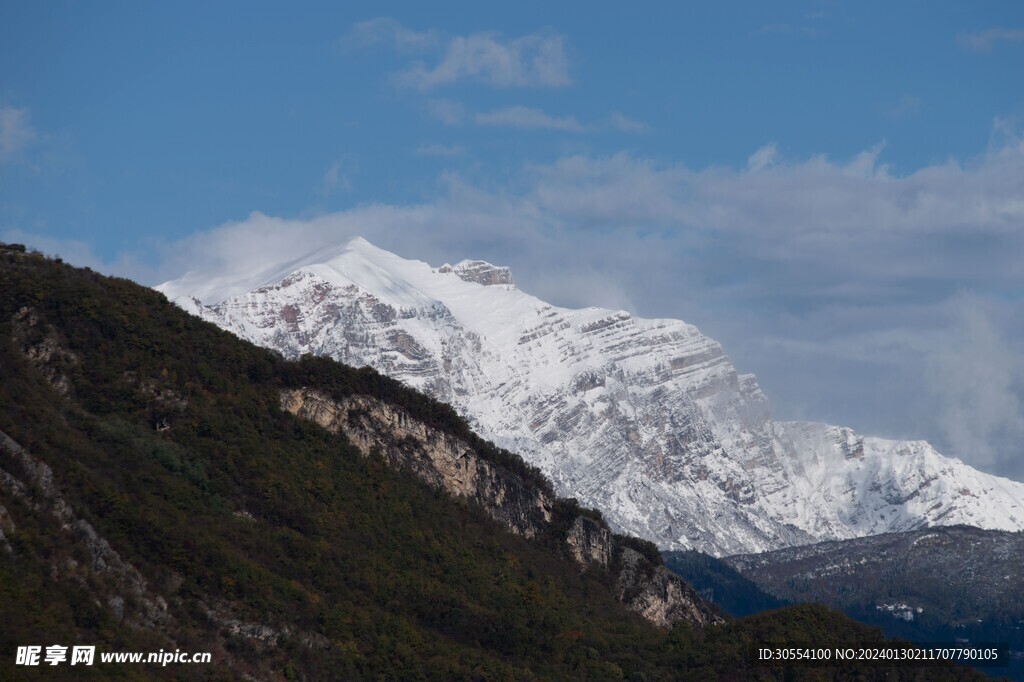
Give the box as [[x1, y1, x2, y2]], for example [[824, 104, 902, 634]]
[[280, 387, 721, 628], [280, 388, 553, 538], [0, 429, 170, 628]]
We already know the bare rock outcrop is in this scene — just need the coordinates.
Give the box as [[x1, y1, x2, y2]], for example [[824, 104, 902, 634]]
[[280, 388, 722, 628], [565, 515, 613, 569], [280, 388, 553, 538], [11, 306, 79, 397], [616, 548, 721, 628], [0, 429, 170, 628]]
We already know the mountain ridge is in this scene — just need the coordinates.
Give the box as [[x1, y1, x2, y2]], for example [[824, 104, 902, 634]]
[[158, 236, 1024, 556], [722, 525, 1024, 679]]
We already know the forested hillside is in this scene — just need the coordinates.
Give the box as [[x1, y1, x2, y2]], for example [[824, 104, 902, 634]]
[[663, 550, 789, 618]]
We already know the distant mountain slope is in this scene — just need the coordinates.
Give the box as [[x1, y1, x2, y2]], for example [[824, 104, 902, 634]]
[[662, 550, 788, 618], [725, 526, 1024, 677], [5, 245, 984, 679], [725, 526, 1024, 631], [158, 237, 1024, 556]]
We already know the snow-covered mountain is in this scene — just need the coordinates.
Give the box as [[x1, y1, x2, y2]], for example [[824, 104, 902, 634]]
[[157, 237, 1024, 556]]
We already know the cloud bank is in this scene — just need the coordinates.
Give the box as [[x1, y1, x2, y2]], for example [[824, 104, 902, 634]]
[[27, 131, 1024, 480]]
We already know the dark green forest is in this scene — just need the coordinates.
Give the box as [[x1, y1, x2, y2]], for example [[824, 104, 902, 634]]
[[0, 245, 989, 679], [662, 551, 789, 618]]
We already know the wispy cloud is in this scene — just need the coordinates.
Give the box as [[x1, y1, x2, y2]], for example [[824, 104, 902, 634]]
[[415, 143, 464, 157], [473, 106, 586, 132], [746, 144, 779, 171], [398, 29, 570, 90], [879, 94, 922, 120], [336, 17, 438, 52], [151, 130, 1024, 294], [926, 296, 1024, 472], [428, 100, 643, 135], [319, 159, 353, 197], [957, 27, 1024, 52], [341, 19, 570, 91], [608, 112, 648, 133], [0, 106, 36, 162], [426, 98, 466, 125]]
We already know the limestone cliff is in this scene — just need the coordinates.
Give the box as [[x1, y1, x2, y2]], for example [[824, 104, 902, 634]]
[[615, 548, 718, 629], [279, 388, 553, 538], [280, 388, 722, 628]]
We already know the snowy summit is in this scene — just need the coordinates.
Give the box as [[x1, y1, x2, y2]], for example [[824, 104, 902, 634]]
[[157, 237, 1024, 556]]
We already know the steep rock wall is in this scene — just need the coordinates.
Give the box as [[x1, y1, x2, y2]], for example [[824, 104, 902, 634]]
[[280, 388, 553, 538], [280, 388, 722, 628]]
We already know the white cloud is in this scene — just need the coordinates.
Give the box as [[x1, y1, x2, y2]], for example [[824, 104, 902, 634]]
[[426, 98, 465, 125], [957, 27, 1024, 52], [342, 19, 570, 90], [336, 17, 437, 52], [879, 94, 922, 120], [0, 106, 36, 161], [608, 112, 648, 133], [397, 30, 569, 90], [840, 142, 891, 179], [415, 143, 464, 157], [341, 19, 570, 90], [319, 159, 352, 196], [926, 297, 1024, 473], [134, 126, 1024, 303], [746, 144, 778, 171], [149, 131, 1024, 308], [427, 102, 641, 135], [473, 106, 586, 132]]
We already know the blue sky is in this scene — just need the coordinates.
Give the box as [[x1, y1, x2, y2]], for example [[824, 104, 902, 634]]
[[3, 1, 1024, 479]]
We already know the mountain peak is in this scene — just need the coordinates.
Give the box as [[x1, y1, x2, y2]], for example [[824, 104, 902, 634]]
[[162, 241, 1024, 555], [345, 235, 373, 248], [156, 236, 402, 305]]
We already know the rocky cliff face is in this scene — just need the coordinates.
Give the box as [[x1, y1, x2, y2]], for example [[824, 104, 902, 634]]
[[279, 388, 553, 539], [615, 548, 718, 629], [279, 388, 721, 628], [11, 306, 79, 397], [159, 237, 1024, 556], [565, 516, 612, 569]]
